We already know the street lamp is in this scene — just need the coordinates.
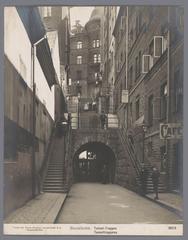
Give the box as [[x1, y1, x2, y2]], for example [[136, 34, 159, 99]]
[[142, 124, 147, 163]]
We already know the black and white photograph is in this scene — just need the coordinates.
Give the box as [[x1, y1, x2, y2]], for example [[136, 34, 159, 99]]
[[3, 4, 183, 235]]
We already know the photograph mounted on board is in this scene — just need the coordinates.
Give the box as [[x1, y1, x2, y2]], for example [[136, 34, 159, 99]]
[[3, 4, 183, 236]]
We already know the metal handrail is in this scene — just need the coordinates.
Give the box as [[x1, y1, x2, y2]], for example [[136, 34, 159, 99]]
[[38, 121, 57, 191], [118, 124, 142, 176], [63, 124, 72, 191]]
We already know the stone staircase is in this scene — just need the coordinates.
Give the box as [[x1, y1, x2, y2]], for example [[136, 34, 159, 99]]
[[118, 126, 166, 194], [136, 163, 166, 193], [43, 137, 66, 193]]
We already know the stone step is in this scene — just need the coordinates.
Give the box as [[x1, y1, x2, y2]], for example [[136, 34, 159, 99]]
[[43, 186, 64, 190], [47, 166, 64, 169], [43, 183, 64, 187], [48, 162, 64, 165], [47, 169, 63, 172], [43, 189, 66, 193], [44, 180, 63, 184]]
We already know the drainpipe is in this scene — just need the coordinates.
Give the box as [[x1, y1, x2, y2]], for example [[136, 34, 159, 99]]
[[31, 35, 47, 197], [165, 6, 171, 190], [126, 6, 129, 131]]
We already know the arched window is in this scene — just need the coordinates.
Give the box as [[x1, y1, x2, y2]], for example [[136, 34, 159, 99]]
[[77, 41, 83, 49]]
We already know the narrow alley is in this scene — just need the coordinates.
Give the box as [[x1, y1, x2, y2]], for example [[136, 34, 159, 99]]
[[56, 183, 182, 224], [3, 4, 184, 236]]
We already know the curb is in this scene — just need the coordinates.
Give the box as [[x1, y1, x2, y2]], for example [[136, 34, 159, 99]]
[[54, 193, 68, 223], [145, 195, 183, 218]]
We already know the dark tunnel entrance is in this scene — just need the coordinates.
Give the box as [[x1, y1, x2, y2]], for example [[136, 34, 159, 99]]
[[73, 142, 116, 183]]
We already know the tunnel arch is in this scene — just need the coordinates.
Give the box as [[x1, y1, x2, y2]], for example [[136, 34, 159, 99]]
[[72, 141, 116, 183]]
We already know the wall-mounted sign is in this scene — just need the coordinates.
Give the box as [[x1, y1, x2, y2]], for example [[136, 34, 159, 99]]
[[160, 123, 183, 139]]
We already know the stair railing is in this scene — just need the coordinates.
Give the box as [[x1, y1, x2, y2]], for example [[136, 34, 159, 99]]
[[62, 123, 72, 192], [118, 124, 143, 177], [38, 120, 57, 192]]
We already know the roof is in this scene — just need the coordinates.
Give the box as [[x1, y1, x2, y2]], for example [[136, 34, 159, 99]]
[[16, 7, 58, 88]]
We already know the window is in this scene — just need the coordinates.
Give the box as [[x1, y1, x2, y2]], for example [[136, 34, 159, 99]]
[[94, 54, 97, 63], [77, 41, 82, 49], [77, 56, 82, 64], [68, 78, 72, 86], [77, 70, 82, 80], [148, 94, 154, 126], [130, 29, 133, 42], [136, 11, 142, 37], [138, 51, 142, 77], [135, 56, 138, 79], [129, 66, 133, 88], [135, 95, 140, 120], [98, 54, 101, 62], [174, 68, 183, 113], [160, 82, 167, 119], [94, 72, 98, 79], [154, 36, 164, 57], [44, 7, 52, 17], [94, 54, 101, 63], [93, 40, 100, 48], [130, 102, 133, 124]]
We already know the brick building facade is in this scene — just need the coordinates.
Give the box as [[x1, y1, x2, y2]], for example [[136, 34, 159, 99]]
[[111, 6, 183, 193], [69, 8, 103, 102]]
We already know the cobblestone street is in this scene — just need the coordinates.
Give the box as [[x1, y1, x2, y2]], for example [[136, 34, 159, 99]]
[[56, 183, 183, 224]]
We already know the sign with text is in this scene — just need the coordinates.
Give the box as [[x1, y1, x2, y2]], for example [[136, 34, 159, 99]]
[[160, 123, 183, 139]]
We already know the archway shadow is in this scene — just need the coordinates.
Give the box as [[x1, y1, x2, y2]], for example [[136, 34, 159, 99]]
[[73, 142, 116, 184]]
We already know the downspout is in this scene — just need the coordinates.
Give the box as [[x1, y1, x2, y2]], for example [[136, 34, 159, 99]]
[[31, 45, 36, 197], [166, 6, 171, 190], [31, 35, 47, 197], [126, 6, 129, 131]]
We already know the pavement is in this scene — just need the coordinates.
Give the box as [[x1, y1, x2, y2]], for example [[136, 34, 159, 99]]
[[4, 192, 67, 224], [4, 184, 183, 225], [146, 193, 183, 217], [56, 183, 183, 224]]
